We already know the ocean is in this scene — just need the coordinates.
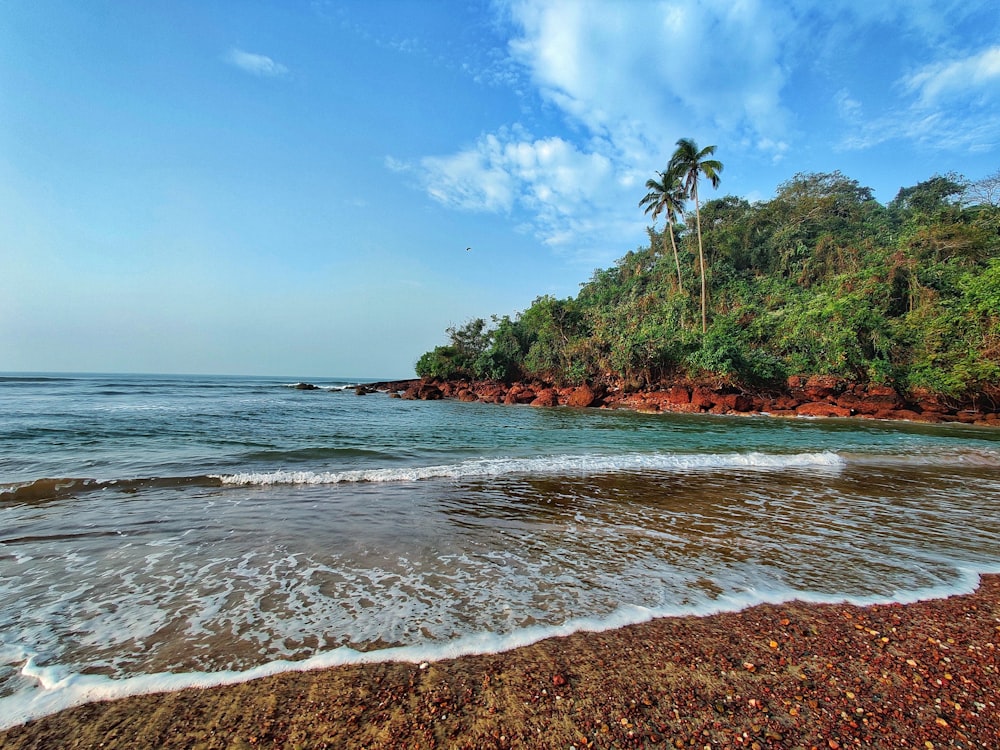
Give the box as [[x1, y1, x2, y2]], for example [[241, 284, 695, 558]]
[[2, 372, 999, 728]]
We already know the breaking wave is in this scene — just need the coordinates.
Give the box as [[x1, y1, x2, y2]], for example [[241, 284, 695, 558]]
[[216, 451, 846, 486]]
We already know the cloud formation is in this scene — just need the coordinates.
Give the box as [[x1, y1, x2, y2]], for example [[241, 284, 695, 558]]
[[224, 48, 289, 77], [903, 46, 1000, 108], [400, 0, 998, 261]]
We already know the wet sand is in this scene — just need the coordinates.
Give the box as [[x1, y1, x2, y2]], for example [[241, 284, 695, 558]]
[[2, 576, 998, 749]]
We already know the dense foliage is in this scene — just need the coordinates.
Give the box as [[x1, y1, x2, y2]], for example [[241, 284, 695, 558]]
[[416, 167, 1000, 402]]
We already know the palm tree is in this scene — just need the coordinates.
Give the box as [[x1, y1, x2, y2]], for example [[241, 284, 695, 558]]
[[669, 138, 723, 333], [639, 168, 686, 291]]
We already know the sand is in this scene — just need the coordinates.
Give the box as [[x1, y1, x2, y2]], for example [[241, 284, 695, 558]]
[[2, 576, 998, 749]]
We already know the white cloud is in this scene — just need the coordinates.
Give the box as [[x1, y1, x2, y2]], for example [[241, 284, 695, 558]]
[[513, 0, 792, 148], [839, 45, 1000, 153], [834, 89, 863, 122], [416, 127, 624, 250], [903, 46, 1000, 108], [224, 48, 289, 77], [402, 1, 997, 262], [404, 0, 794, 259]]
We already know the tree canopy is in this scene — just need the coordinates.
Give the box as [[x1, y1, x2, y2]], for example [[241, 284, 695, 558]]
[[417, 165, 1000, 404]]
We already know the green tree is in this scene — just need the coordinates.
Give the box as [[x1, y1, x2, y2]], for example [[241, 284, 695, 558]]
[[639, 168, 686, 290], [669, 138, 723, 333]]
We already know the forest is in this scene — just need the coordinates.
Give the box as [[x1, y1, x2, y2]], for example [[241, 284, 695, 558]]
[[416, 148, 1000, 405]]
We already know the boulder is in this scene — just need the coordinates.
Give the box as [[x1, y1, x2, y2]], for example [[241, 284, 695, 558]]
[[802, 375, 847, 401], [690, 386, 717, 410], [292, 382, 319, 390], [477, 384, 507, 404], [530, 388, 559, 408], [566, 384, 598, 408], [769, 395, 801, 411], [418, 384, 443, 400], [717, 393, 754, 412], [908, 387, 951, 414], [795, 402, 852, 418]]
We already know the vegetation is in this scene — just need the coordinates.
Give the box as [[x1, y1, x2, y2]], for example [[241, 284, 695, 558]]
[[417, 156, 1000, 404]]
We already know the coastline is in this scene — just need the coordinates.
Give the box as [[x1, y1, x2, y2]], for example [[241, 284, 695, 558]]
[[2, 575, 998, 748], [366, 376, 1000, 427]]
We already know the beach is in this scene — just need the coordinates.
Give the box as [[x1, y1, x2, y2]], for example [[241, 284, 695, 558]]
[[2, 575, 997, 749], [3, 375, 999, 747]]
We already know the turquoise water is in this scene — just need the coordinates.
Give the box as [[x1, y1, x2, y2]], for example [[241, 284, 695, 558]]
[[2, 373, 999, 726]]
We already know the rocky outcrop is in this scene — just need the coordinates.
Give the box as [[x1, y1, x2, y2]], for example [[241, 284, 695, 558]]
[[373, 376, 998, 426]]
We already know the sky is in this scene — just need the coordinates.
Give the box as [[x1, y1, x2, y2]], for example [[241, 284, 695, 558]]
[[1, 1, 998, 378]]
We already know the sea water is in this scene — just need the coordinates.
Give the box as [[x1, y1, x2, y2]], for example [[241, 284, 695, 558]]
[[1, 373, 999, 728]]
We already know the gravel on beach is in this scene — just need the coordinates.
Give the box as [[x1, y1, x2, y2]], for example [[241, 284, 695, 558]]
[[2, 576, 998, 749]]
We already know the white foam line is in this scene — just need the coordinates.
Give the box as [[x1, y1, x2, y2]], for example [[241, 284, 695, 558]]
[[214, 451, 845, 487], [2, 565, 991, 731]]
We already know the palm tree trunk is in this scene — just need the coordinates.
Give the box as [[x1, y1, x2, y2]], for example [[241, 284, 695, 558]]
[[667, 218, 683, 291], [693, 186, 707, 333]]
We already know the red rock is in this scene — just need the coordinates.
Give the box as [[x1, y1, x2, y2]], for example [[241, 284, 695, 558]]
[[457, 389, 478, 402], [690, 386, 716, 410], [908, 387, 951, 414], [795, 402, 852, 418], [477, 385, 507, 404], [663, 386, 691, 405], [566, 384, 598, 408], [530, 388, 559, 408], [665, 402, 703, 413], [803, 375, 846, 401], [717, 393, 753, 412], [770, 395, 801, 411]]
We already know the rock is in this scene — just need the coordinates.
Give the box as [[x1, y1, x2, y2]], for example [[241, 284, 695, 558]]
[[457, 389, 479, 402], [663, 385, 692, 405], [717, 393, 754, 412], [769, 395, 801, 411], [803, 375, 847, 401], [527, 389, 554, 407], [795, 402, 852, 418], [690, 386, 716, 410], [477, 384, 507, 404], [418, 384, 443, 400], [401, 383, 443, 400], [566, 384, 598, 408], [292, 382, 319, 390], [908, 387, 951, 414], [530, 388, 559, 407]]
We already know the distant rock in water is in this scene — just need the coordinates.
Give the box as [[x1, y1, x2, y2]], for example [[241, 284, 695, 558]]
[[292, 382, 320, 390]]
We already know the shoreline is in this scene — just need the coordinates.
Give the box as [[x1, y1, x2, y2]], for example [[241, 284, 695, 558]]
[[366, 376, 1000, 427], [2, 576, 998, 748]]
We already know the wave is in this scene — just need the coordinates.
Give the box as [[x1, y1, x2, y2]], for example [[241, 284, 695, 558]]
[[1, 565, 992, 732], [845, 446, 1000, 469], [216, 450, 846, 487], [0, 475, 222, 504]]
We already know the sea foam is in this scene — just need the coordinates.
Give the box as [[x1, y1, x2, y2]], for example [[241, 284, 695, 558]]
[[1, 564, 991, 732], [215, 450, 845, 486]]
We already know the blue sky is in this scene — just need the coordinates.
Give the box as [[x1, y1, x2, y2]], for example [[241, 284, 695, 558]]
[[1, 1, 997, 378]]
